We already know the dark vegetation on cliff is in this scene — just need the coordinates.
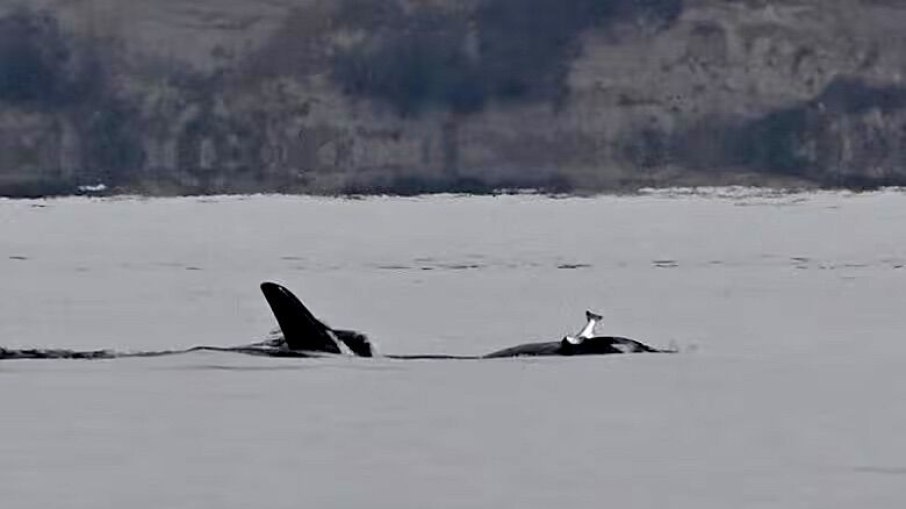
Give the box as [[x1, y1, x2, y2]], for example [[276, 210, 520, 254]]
[[662, 77, 906, 189], [0, 8, 70, 106], [732, 78, 906, 186], [0, 7, 143, 195], [331, 0, 682, 115]]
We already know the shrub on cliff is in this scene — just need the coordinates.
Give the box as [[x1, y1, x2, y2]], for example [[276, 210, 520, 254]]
[[331, 6, 483, 115], [0, 7, 70, 106]]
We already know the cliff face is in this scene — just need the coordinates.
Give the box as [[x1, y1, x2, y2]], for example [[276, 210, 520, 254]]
[[2, 0, 906, 195]]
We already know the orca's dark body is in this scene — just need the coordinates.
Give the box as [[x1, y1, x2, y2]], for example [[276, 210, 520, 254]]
[[483, 335, 662, 358], [260, 282, 373, 356], [260, 282, 668, 359]]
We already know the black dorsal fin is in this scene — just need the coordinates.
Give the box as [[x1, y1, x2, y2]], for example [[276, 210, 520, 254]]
[[260, 282, 342, 354]]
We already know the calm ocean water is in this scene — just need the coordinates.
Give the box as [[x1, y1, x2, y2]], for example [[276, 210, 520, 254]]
[[2, 191, 905, 508]]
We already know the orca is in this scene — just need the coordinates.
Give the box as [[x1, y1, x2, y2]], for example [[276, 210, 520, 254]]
[[259, 282, 670, 359], [260, 282, 374, 356]]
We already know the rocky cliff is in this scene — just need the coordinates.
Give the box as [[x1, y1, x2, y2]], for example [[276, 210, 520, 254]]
[[2, 0, 906, 196]]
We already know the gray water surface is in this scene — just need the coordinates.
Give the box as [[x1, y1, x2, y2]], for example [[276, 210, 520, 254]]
[[2, 191, 905, 508]]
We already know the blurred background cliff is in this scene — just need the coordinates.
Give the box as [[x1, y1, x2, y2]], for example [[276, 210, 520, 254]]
[[2, 0, 906, 196]]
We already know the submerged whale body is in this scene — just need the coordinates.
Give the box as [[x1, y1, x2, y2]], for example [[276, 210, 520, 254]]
[[260, 282, 669, 359]]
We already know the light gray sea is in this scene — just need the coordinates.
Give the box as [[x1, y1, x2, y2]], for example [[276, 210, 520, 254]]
[[2, 190, 905, 508]]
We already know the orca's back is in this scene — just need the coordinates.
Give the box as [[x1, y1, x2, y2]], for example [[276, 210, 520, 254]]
[[260, 282, 343, 354]]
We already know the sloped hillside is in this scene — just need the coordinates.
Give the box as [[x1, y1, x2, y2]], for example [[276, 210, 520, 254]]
[[2, 0, 906, 195]]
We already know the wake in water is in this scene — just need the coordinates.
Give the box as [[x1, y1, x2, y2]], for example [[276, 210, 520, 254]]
[[0, 339, 320, 360], [0, 335, 485, 361], [0, 345, 486, 361]]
